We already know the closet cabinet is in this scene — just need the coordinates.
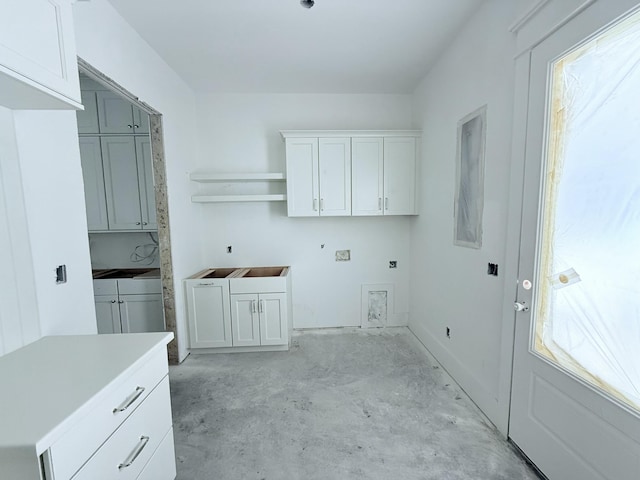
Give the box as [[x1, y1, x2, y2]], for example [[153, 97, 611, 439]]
[[285, 137, 351, 217], [80, 136, 157, 232], [352, 136, 418, 215], [97, 91, 150, 134]]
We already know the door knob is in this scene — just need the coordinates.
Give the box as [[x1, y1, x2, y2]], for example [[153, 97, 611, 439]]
[[514, 302, 529, 312]]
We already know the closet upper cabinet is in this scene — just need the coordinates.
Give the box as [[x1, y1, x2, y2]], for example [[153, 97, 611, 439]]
[[0, 0, 81, 110], [285, 137, 352, 217], [352, 136, 418, 216], [97, 91, 149, 134]]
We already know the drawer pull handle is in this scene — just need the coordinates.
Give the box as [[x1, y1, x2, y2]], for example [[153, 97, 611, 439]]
[[118, 435, 150, 470], [112, 386, 145, 414]]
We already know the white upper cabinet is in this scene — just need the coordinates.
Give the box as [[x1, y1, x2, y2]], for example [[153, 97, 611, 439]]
[[285, 138, 319, 217], [97, 91, 149, 134], [319, 138, 351, 216], [0, 0, 81, 109], [282, 131, 420, 217], [383, 137, 417, 215], [352, 137, 384, 216], [285, 137, 351, 217]]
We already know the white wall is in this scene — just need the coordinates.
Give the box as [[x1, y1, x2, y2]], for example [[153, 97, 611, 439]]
[[409, 0, 528, 434], [73, 0, 200, 361], [12, 110, 97, 337], [195, 94, 414, 328]]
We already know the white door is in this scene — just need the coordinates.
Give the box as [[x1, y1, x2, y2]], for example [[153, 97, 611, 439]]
[[185, 281, 232, 348], [259, 293, 287, 346], [318, 137, 351, 216], [351, 137, 384, 216], [135, 137, 157, 230], [230, 294, 260, 346], [101, 136, 143, 230], [383, 137, 416, 215], [285, 137, 319, 217], [509, 3, 640, 479], [95, 296, 121, 334], [78, 136, 109, 231], [119, 294, 165, 333]]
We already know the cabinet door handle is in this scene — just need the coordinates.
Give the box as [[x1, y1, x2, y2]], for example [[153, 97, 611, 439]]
[[385, 197, 389, 210], [252, 300, 257, 313], [378, 197, 382, 210], [320, 198, 324, 211], [118, 435, 150, 469], [259, 299, 264, 313], [313, 198, 318, 211], [112, 386, 145, 414]]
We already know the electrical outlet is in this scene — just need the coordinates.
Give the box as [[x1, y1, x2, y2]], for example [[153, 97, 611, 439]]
[[487, 263, 498, 276], [389, 261, 397, 269]]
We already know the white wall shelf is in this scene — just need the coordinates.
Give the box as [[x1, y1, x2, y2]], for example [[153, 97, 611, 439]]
[[192, 194, 287, 203], [190, 172, 285, 182], [190, 172, 287, 203]]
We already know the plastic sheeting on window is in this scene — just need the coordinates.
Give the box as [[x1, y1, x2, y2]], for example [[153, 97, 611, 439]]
[[534, 11, 640, 410], [454, 106, 486, 249]]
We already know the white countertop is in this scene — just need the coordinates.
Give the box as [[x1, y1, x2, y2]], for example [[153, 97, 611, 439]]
[[0, 333, 172, 453]]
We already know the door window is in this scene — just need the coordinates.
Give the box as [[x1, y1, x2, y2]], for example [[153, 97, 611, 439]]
[[533, 10, 640, 411]]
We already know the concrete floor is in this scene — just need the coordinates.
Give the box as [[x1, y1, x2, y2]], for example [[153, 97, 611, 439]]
[[169, 328, 540, 480]]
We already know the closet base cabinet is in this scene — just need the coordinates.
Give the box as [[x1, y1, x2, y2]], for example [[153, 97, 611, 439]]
[[186, 267, 291, 353], [0, 333, 176, 480]]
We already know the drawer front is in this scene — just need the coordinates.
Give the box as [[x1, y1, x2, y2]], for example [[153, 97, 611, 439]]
[[118, 279, 162, 295], [93, 279, 118, 295], [137, 428, 177, 480], [71, 377, 173, 480], [49, 351, 168, 480], [229, 276, 287, 294]]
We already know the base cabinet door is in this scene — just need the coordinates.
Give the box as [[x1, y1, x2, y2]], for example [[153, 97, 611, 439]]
[[259, 293, 287, 346], [95, 296, 121, 334], [185, 280, 232, 348], [230, 294, 261, 347], [119, 294, 165, 333]]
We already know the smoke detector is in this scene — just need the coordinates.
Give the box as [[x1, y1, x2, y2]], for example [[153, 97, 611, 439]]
[[300, 0, 315, 8]]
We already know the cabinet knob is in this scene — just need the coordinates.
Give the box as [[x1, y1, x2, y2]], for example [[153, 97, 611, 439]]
[[143, 222, 148, 225], [111, 300, 116, 304], [127, 124, 133, 129], [118, 300, 124, 304], [136, 222, 141, 225], [134, 124, 140, 129]]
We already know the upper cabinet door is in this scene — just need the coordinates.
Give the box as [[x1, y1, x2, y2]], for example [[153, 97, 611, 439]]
[[0, 0, 81, 109], [97, 91, 135, 134], [285, 138, 319, 217], [77, 91, 100, 134], [383, 137, 417, 215], [133, 107, 150, 134], [101, 136, 143, 230], [351, 137, 383, 216], [136, 137, 157, 230], [79, 137, 109, 231], [318, 138, 351, 216]]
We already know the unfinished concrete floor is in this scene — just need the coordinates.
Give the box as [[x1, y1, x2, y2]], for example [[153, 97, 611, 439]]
[[169, 328, 539, 480]]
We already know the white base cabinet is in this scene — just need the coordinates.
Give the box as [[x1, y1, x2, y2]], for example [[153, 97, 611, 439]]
[[94, 278, 165, 334], [0, 333, 176, 480], [186, 267, 291, 353]]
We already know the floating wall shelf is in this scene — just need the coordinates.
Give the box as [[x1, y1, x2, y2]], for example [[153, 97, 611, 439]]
[[190, 172, 287, 203]]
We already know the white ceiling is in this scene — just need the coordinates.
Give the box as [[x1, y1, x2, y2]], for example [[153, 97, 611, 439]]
[[106, 0, 484, 94]]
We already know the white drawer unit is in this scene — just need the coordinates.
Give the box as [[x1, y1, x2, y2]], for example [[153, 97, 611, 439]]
[[0, 333, 176, 480]]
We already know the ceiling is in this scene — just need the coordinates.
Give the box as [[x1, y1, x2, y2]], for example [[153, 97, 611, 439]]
[[106, 0, 484, 94]]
